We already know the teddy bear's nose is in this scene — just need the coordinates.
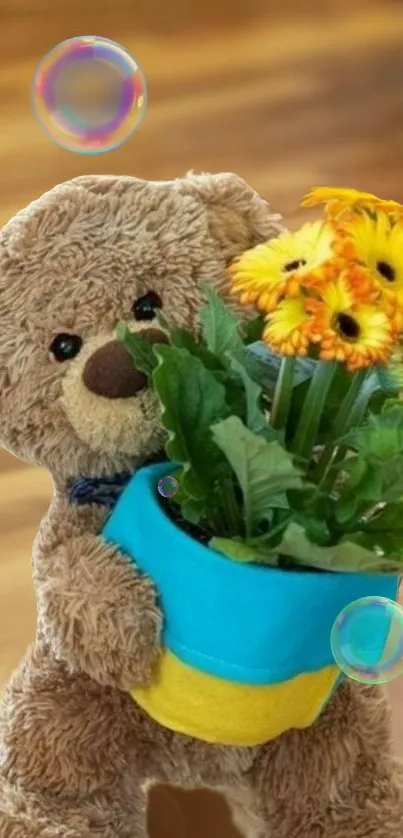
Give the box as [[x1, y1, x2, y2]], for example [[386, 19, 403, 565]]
[[82, 329, 168, 399]]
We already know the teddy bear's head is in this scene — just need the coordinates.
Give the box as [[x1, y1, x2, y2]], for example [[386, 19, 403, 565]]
[[0, 172, 282, 484]]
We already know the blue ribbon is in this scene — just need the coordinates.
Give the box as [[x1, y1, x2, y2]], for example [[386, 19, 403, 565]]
[[68, 472, 132, 508]]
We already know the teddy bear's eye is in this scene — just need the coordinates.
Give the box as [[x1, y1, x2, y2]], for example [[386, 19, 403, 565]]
[[132, 291, 162, 321], [50, 333, 83, 362]]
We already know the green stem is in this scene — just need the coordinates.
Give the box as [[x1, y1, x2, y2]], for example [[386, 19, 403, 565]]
[[319, 444, 348, 494], [208, 507, 225, 536], [332, 370, 368, 438], [347, 372, 380, 428], [311, 444, 336, 485], [317, 372, 378, 495], [260, 516, 291, 546], [270, 356, 296, 431], [222, 478, 243, 537], [311, 371, 367, 484], [318, 374, 379, 494], [291, 361, 338, 462]]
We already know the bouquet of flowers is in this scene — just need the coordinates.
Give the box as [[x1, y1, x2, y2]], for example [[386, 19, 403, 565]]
[[119, 187, 403, 575]]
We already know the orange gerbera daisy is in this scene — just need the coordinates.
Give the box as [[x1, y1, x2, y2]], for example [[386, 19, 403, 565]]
[[301, 187, 403, 219], [335, 211, 403, 332], [314, 275, 393, 371]]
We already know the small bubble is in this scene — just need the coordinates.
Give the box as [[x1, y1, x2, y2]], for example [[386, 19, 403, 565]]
[[330, 596, 403, 684], [32, 36, 147, 154], [157, 475, 179, 499]]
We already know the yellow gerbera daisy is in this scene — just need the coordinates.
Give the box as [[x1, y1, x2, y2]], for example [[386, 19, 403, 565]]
[[229, 221, 335, 313], [262, 297, 319, 357], [301, 187, 403, 218], [315, 275, 393, 371], [336, 211, 403, 321]]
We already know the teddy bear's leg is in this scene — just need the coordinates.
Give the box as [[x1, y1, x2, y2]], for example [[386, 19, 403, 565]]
[[224, 681, 403, 838], [0, 645, 150, 838], [0, 811, 53, 838], [323, 754, 403, 838]]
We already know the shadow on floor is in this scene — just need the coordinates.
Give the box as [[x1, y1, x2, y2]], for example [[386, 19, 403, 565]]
[[148, 785, 241, 838]]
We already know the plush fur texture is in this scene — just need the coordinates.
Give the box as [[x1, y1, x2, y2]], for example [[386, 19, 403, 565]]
[[0, 171, 402, 837]]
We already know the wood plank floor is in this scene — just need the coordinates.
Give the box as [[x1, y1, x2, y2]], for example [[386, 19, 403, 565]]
[[1, 0, 403, 834]]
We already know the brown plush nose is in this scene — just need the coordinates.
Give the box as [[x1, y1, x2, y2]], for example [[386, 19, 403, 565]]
[[82, 328, 168, 399]]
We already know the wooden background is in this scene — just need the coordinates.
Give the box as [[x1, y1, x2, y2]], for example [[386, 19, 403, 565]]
[[1, 0, 403, 835]]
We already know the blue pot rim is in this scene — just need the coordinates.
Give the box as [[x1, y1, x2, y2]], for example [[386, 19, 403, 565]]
[[140, 462, 396, 582]]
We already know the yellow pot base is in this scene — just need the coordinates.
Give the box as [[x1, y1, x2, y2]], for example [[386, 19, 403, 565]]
[[131, 649, 340, 747]]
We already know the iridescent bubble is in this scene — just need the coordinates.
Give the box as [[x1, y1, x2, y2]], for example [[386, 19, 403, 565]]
[[330, 596, 403, 684], [32, 36, 147, 154], [157, 476, 179, 499]]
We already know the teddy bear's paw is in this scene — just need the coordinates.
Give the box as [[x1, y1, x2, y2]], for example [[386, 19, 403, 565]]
[[48, 588, 162, 692], [38, 534, 163, 691], [93, 597, 163, 691], [58, 605, 162, 692]]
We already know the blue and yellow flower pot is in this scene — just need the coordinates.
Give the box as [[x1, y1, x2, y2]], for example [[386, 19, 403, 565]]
[[103, 463, 399, 747]]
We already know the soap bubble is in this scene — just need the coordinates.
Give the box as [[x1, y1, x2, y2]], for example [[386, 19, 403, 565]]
[[157, 475, 179, 499], [330, 596, 403, 684], [32, 36, 147, 154]]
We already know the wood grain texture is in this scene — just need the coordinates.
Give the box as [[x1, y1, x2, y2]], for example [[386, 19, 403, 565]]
[[0, 0, 403, 834]]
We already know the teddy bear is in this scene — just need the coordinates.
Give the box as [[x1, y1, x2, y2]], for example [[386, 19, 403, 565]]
[[0, 171, 402, 838]]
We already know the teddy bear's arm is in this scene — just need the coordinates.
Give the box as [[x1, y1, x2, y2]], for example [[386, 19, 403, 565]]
[[34, 504, 162, 689]]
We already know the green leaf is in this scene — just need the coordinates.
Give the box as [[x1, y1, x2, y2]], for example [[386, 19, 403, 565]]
[[165, 327, 223, 373], [365, 504, 403, 533], [210, 537, 279, 565], [379, 458, 403, 502], [345, 404, 403, 462], [211, 374, 246, 420], [276, 522, 401, 574], [227, 355, 266, 432], [358, 504, 403, 559], [157, 324, 257, 426], [240, 314, 265, 344], [287, 485, 333, 539], [383, 398, 403, 412], [335, 461, 383, 523], [152, 346, 231, 505], [258, 425, 283, 443], [334, 495, 361, 526], [211, 416, 304, 537], [116, 322, 158, 378], [339, 455, 368, 488], [340, 531, 403, 573], [292, 484, 327, 513], [180, 497, 204, 525], [291, 513, 331, 545], [341, 407, 403, 506], [198, 282, 244, 356]]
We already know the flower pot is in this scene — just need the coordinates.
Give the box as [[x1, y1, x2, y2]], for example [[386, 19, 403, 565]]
[[103, 463, 399, 747]]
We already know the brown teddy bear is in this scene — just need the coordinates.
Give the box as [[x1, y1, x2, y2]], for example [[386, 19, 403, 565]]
[[0, 171, 402, 838]]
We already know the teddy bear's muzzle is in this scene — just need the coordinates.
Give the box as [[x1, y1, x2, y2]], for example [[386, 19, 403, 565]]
[[82, 328, 168, 399]]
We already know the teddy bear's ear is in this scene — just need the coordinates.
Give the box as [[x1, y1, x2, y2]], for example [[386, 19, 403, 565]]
[[179, 171, 283, 263]]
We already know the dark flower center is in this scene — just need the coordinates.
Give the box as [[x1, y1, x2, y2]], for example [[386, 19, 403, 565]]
[[284, 259, 307, 272], [336, 312, 360, 341], [377, 260, 395, 282]]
